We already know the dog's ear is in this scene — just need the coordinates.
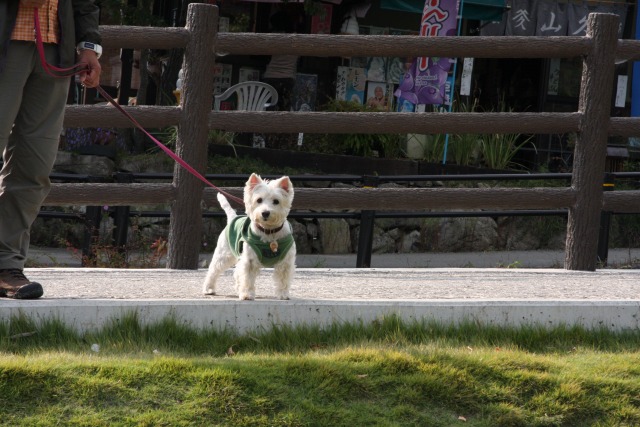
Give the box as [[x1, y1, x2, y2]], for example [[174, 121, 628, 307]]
[[246, 173, 262, 192], [276, 176, 293, 194]]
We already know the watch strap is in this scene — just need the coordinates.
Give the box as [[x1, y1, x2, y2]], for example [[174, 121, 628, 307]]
[[76, 41, 102, 59]]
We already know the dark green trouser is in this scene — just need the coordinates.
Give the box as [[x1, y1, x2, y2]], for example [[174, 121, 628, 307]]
[[0, 41, 70, 269]]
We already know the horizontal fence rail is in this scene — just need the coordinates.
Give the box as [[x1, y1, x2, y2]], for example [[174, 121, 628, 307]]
[[46, 5, 640, 271], [207, 111, 582, 134], [43, 184, 640, 213], [215, 34, 595, 58], [62, 107, 640, 138], [98, 26, 640, 62]]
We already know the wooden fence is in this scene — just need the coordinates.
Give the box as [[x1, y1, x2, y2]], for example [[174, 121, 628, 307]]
[[48, 3, 640, 271]]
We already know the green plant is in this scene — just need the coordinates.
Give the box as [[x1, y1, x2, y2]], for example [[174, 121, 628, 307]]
[[303, 0, 326, 16], [611, 214, 640, 249], [312, 258, 327, 268], [481, 101, 533, 170], [30, 213, 84, 248], [208, 129, 235, 146], [480, 97, 535, 170], [145, 126, 177, 155], [514, 216, 567, 249], [481, 132, 533, 170], [207, 154, 317, 177], [229, 13, 250, 32], [208, 129, 238, 157], [496, 260, 522, 268], [338, 132, 404, 157], [449, 99, 481, 166], [377, 133, 405, 158], [342, 132, 375, 157], [97, 0, 165, 26], [450, 133, 480, 166], [310, 99, 405, 158], [79, 216, 169, 268], [324, 99, 366, 113], [423, 133, 447, 163]]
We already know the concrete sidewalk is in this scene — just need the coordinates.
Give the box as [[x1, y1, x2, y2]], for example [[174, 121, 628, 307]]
[[2, 266, 639, 334]]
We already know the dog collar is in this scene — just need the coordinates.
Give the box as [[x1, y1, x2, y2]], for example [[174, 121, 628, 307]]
[[255, 223, 284, 235]]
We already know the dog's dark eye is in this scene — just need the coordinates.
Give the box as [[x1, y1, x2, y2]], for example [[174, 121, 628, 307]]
[[273, 199, 279, 205], [257, 198, 263, 204]]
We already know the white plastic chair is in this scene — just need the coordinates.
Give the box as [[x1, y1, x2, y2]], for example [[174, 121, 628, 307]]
[[213, 81, 278, 111]]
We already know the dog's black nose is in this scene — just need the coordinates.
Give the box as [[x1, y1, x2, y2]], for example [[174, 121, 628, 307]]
[[262, 211, 270, 220]]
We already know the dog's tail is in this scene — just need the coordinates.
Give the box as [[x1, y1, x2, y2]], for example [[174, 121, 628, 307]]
[[217, 192, 237, 221]]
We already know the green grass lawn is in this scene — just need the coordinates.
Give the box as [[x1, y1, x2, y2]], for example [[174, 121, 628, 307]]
[[1, 314, 639, 426]]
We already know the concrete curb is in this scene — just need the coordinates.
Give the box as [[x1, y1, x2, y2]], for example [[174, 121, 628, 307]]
[[3, 299, 640, 334]]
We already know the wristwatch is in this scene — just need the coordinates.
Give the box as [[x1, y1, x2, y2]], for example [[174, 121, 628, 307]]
[[76, 41, 102, 59]]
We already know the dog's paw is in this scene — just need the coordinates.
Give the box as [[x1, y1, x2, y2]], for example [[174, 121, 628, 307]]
[[203, 288, 216, 296], [276, 292, 290, 300], [238, 292, 255, 301]]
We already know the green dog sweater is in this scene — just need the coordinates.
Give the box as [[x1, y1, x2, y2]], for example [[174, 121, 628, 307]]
[[226, 216, 294, 267]]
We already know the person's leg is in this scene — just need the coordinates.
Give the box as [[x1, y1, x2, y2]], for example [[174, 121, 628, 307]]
[[0, 42, 69, 298]]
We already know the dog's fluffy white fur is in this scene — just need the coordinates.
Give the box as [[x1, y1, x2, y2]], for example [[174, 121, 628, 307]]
[[203, 173, 296, 300]]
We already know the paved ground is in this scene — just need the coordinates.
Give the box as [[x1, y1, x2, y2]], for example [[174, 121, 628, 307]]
[[3, 248, 638, 334], [23, 246, 640, 301], [18, 267, 640, 301]]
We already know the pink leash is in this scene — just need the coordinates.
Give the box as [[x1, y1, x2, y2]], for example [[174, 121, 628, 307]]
[[33, 9, 244, 206]]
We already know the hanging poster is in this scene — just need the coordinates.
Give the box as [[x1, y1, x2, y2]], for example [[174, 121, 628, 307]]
[[212, 63, 232, 95], [293, 73, 318, 111], [350, 57, 368, 68], [336, 66, 349, 100], [397, 97, 416, 112], [238, 67, 260, 82], [388, 28, 416, 85], [365, 81, 393, 111], [394, 0, 459, 106], [547, 58, 560, 95], [335, 66, 367, 104], [366, 56, 387, 82], [310, 4, 332, 34], [386, 56, 406, 83], [616, 75, 628, 109], [346, 67, 366, 104], [218, 17, 229, 33], [460, 58, 474, 96]]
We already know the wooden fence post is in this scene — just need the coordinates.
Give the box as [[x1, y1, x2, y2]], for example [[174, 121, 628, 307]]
[[167, 3, 217, 269], [565, 13, 619, 271]]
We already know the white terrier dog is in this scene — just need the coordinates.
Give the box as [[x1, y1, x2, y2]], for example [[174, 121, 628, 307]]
[[203, 173, 296, 300]]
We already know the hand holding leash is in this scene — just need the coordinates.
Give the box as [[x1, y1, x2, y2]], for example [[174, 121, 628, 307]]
[[76, 50, 101, 88]]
